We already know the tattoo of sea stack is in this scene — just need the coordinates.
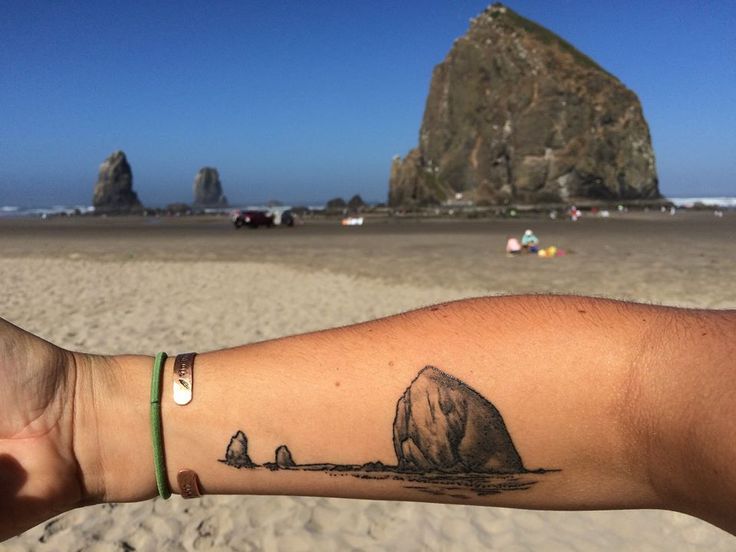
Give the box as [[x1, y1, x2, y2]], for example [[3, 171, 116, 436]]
[[220, 366, 556, 498]]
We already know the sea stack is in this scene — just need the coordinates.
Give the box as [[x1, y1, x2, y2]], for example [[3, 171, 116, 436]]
[[92, 150, 143, 213], [193, 167, 227, 207], [393, 366, 525, 473], [389, 3, 659, 206]]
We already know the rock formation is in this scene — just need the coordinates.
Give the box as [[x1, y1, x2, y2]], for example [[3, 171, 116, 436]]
[[275, 445, 296, 468], [220, 430, 255, 468], [92, 151, 142, 212], [193, 167, 227, 206], [360, 461, 387, 472], [393, 366, 524, 473], [165, 202, 191, 214], [389, 3, 659, 206], [325, 197, 346, 211], [347, 194, 366, 211]]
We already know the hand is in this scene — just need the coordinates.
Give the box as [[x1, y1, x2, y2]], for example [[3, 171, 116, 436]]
[[0, 318, 85, 541]]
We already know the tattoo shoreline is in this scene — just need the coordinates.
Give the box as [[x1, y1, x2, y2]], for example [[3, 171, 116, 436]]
[[219, 366, 559, 498]]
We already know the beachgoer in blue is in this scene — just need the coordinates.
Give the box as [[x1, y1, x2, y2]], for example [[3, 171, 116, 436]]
[[521, 229, 539, 253]]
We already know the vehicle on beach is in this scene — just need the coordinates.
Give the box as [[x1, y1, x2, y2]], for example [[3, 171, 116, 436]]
[[270, 208, 295, 227], [231, 210, 274, 229], [341, 216, 364, 226]]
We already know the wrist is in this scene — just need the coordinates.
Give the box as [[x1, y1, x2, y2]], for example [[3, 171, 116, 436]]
[[72, 351, 158, 503]]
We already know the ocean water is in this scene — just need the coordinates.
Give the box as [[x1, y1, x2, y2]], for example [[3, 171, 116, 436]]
[[668, 196, 736, 208], [0, 205, 95, 218]]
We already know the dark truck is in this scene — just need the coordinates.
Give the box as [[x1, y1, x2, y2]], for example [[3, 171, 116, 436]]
[[231, 209, 296, 229], [231, 210, 274, 229]]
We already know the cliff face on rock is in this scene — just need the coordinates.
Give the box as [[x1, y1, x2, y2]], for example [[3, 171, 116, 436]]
[[193, 167, 227, 206], [92, 151, 142, 212], [390, 3, 659, 206]]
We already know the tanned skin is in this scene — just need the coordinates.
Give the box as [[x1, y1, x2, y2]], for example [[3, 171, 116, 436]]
[[0, 296, 734, 541]]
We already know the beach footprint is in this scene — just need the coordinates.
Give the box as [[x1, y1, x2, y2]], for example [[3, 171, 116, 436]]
[[192, 516, 220, 550]]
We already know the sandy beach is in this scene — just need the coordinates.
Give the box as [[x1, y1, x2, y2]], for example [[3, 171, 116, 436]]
[[1, 211, 735, 551]]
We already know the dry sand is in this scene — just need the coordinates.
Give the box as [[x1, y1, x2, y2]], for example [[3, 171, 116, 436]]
[[1, 212, 735, 551]]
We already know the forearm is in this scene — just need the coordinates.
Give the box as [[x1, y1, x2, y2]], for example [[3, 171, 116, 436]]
[[73, 296, 736, 527]]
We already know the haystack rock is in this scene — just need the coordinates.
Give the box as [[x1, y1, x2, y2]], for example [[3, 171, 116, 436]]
[[92, 150, 143, 212], [393, 366, 524, 473], [221, 430, 255, 468], [389, 3, 659, 206], [275, 445, 296, 468], [193, 167, 227, 206]]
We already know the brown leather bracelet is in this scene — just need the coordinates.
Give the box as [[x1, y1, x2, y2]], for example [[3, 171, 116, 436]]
[[177, 469, 202, 499], [173, 353, 202, 498]]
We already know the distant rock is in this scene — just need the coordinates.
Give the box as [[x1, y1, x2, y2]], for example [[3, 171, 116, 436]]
[[393, 366, 525, 473], [275, 445, 296, 468], [92, 151, 143, 213], [347, 194, 366, 211], [326, 197, 346, 211], [220, 430, 255, 468], [193, 167, 227, 206], [389, 3, 659, 206], [166, 202, 191, 214]]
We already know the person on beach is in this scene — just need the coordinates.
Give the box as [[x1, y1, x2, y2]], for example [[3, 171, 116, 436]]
[[505, 235, 521, 255], [0, 296, 735, 541], [521, 229, 539, 253]]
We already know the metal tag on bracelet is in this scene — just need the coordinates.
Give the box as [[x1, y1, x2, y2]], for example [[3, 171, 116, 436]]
[[173, 352, 196, 405], [177, 469, 202, 499]]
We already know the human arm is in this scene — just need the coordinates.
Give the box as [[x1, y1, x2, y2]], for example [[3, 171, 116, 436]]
[[2, 295, 735, 540]]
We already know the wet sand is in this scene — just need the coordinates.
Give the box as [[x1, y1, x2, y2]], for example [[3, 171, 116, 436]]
[[2, 211, 735, 305], [1, 212, 735, 551]]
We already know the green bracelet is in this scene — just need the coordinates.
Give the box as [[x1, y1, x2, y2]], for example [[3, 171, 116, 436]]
[[150, 352, 171, 499]]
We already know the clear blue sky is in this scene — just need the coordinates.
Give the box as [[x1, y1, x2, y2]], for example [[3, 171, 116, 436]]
[[1, 1, 734, 206]]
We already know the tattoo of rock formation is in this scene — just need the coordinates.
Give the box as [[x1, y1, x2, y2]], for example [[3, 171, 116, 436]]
[[219, 366, 556, 498], [221, 430, 254, 468], [394, 366, 524, 473]]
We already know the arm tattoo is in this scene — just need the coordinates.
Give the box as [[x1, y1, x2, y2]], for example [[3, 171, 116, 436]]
[[219, 366, 557, 498]]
